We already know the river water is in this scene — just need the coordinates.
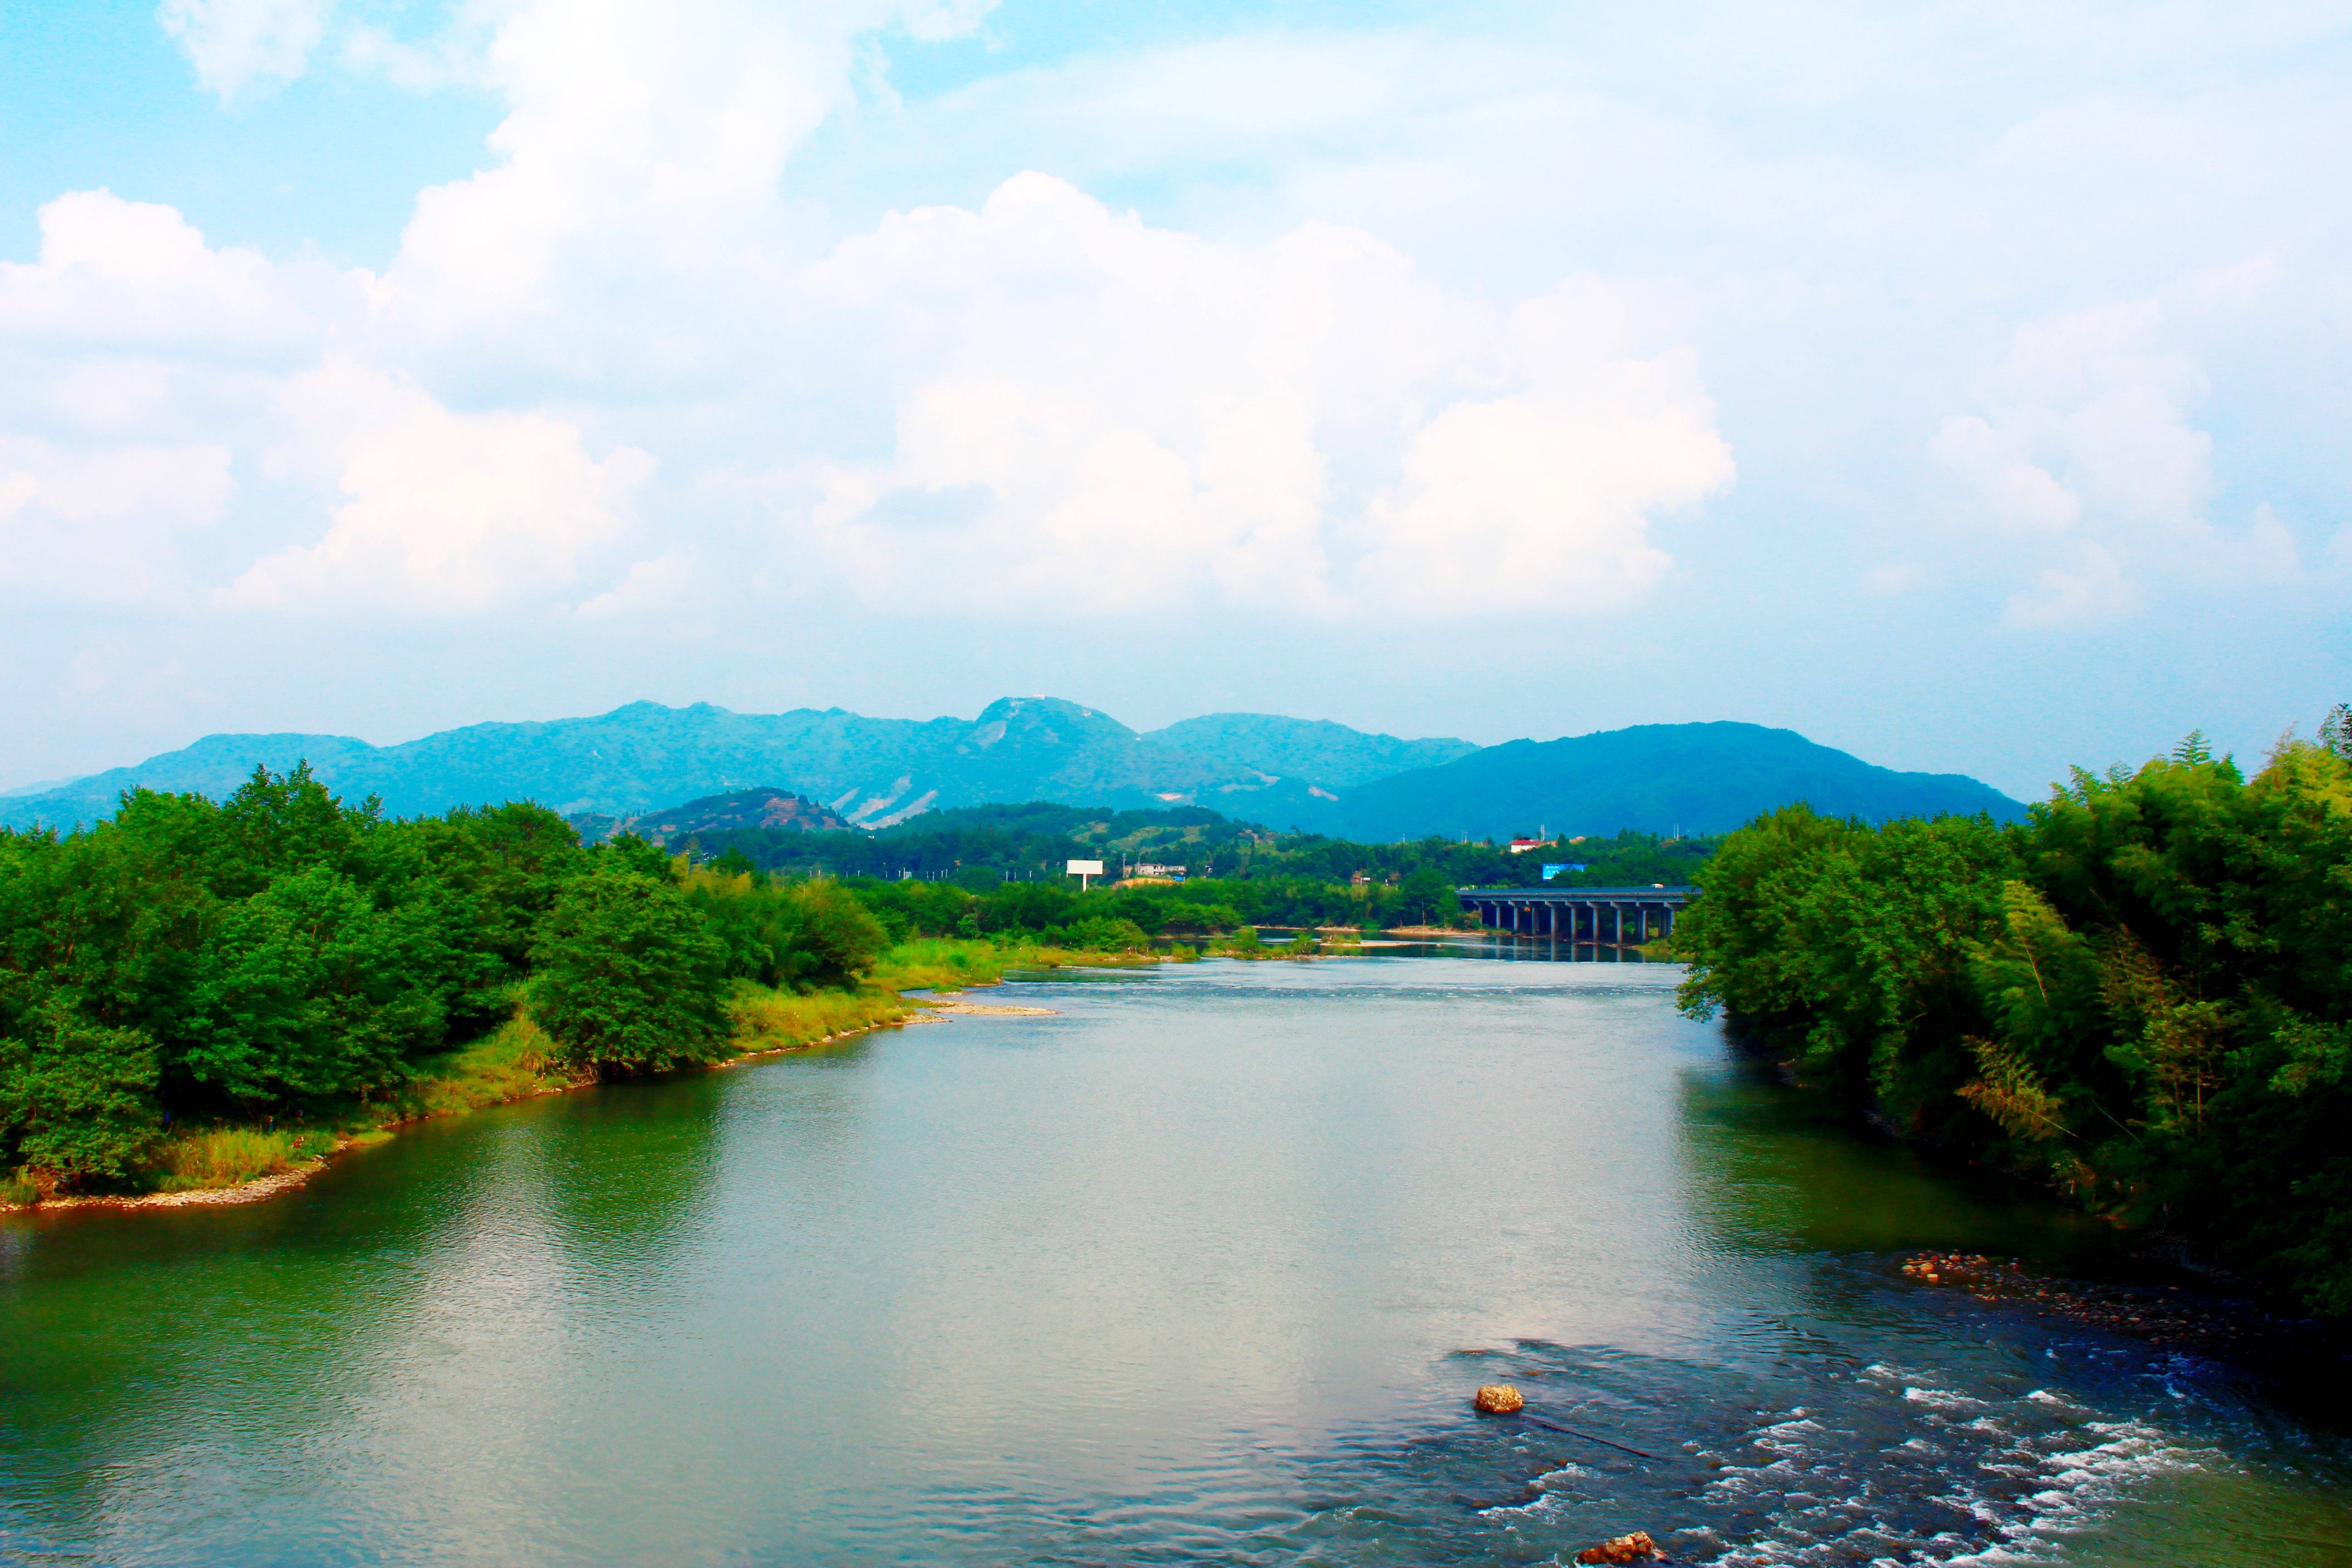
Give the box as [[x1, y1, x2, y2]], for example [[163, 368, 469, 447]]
[[2, 954, 2347, 1566]]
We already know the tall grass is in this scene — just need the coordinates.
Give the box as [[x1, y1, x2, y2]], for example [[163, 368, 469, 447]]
[[397, 1016, 583, 1121], [871, 937, 1017, 992], [155, 1127, 304, 1191], [871, 936, 1176, 994], [725, 986, 911, 1052]]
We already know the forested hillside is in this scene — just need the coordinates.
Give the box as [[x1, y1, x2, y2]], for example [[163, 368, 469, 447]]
[[569, 787, 850, 845], [1143, 713, 1476, 786]]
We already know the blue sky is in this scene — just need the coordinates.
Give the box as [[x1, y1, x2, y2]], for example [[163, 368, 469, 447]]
[[2, 0, 2348, 801]]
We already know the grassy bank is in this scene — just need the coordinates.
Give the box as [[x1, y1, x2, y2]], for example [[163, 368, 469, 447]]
[[2, 936, 1181, 1210]]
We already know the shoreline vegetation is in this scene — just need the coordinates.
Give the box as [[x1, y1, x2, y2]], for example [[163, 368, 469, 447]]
[[0, 918, 1545, 1213], [1, 934, 1179, 1215], [1677, 718, 2352, 1324], [0, 920, 1650, 1214], [3, 912, 1465, 1215], [0, 754, 1455, 1218]]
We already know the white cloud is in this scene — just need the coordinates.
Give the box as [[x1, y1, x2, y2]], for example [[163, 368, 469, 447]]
[[0, 0, 2324, 655], [2008, 542, 2136, 627], [1925, 294, 2293, 624], [220, 363, 655, 613], [157, 0, 333, 99], [0, 436, 235, 603], [1926, 416, 2082, 533], [1354, 350, 1728, 612], [0, 190, 336, 354], [375, 0, 994, 370], [574, 548, 699, 618], [789, 176, 1728, 614]]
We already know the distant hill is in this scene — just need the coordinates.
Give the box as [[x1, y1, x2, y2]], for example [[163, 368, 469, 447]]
[[569, 787, 850, 847], [0, 731, 389, 826], [0, 702, 2023, 841], [1142, 714, 1475, 788], [1303, 721, 2024, 840], [0, 697, 1426, 831]]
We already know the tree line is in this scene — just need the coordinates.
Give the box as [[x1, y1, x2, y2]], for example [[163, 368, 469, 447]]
[[681, 799, 1715, 907], [0, 766, 889, 1189], [3, 760, 1596, 1194], [1675, 718, 2352, 1319]]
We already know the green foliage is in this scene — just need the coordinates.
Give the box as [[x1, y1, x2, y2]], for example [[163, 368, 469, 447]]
[[686, 796, 1715, 908], [0, 763, 914, 1189], [527, 863, 730, 1075], [1677, 731, 2352, 1317], [0, 1005, 162, 1183], [681, 868, 887, 991], [181, 865, 449, 1105], [1044, 916, 1152, 952], [1394, 866, 1458, 925], [1674, 806, 2016, 1117], [2321, 702, 2352, 760]]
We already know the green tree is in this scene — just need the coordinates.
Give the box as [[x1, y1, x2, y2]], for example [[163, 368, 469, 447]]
[[1396, 866, 1456, 925], [528, 863, 729, 1074], [0, 1004, 162, 1184], [784, 880, 887, 987], [2321, 702, 2352, 761], [1675, 805, 2016, 1117], [179, 866, 450, 1106]]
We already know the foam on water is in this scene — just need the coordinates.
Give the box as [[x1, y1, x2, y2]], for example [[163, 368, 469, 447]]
[[1250, 1272, 2346, 1568]]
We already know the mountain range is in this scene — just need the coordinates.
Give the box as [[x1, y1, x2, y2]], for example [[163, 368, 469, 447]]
[[0, 697, 2024, 840]]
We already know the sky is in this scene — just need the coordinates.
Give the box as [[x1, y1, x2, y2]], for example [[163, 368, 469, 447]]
[[2, 0, 2348, 802]]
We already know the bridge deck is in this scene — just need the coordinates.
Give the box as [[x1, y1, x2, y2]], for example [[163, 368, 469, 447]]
[[1456, 885, 1695, 941], [1456, 885, 1694, 901]]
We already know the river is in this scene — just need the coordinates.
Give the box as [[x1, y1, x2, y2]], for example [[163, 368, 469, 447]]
[[2, 954, 2347, 1565]]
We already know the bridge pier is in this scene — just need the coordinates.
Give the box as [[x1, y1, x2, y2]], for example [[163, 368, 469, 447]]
[[1456, 885, 1694, 945]]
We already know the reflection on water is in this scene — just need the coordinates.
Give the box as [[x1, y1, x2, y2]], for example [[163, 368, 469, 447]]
[[1676, 1060, 2114, 1263], [1, 956, 2346, 1566], [1379, 933, 1658, 964]]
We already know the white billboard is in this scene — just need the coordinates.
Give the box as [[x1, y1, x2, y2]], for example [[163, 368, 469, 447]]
[[1066, 860, 1105, 876]]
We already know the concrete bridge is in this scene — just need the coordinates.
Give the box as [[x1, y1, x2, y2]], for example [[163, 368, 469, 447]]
[[1459, 885, 1695, 944]]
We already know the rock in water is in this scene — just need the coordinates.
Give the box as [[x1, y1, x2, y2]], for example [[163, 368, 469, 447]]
[[1473, 1384, 1524, 1414], [1575, 1530, 1661, 1563]]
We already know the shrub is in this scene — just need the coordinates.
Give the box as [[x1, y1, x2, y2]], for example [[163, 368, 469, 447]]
[[1046, 916, 1152, 952]]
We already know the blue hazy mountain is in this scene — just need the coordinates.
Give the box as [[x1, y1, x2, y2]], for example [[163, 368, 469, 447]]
[[1294, 721, 2026, 840], [2, 699, 1415, 831], [1, 702, 2022, 838], [1144, 713, 1477, 788]]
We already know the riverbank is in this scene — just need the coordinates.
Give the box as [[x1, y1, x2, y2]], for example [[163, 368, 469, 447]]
[[0, 936, 1180, 1215]]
